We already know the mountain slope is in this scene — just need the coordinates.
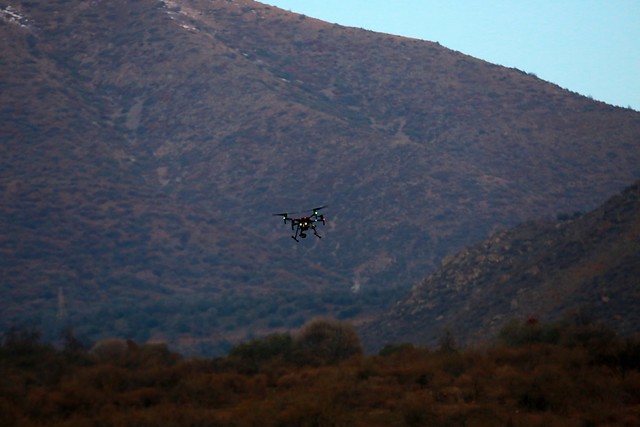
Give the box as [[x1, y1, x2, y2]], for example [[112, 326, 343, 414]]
[[2, 0, 640, 354], [361, 180, 640, 351]]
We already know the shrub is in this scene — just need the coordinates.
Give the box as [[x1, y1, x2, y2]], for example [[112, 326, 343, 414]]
[[498, 318, 561, 347], [437, 328, 458, 353], [89, 339, 129, 363], [294, 318, 363, 365], [228, 333, 294, 373], [378, 342, 416, 357]]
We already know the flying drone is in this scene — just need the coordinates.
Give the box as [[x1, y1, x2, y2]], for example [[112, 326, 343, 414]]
[[273, 206, 327, 242]]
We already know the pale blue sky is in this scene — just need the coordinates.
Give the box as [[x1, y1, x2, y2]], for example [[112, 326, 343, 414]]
[[263, 1, 640, 111]]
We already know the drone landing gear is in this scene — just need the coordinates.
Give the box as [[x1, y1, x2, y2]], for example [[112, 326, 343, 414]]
[[291, 229, 321, 242]]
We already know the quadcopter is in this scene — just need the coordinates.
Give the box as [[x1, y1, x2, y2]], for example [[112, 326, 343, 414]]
[[273, 205, 327, 242]]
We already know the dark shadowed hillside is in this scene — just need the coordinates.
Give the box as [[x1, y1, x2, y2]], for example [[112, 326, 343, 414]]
[[361, 180, 640, 352], [2, 0, 640, 354]]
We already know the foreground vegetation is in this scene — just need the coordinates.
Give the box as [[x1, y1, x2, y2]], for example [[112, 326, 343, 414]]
[[1, 318, 639, 426]]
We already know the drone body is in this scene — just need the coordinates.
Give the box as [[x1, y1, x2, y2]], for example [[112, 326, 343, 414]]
[[273, 206, 327, 242]]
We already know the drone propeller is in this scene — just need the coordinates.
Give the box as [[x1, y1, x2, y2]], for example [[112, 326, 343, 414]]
[[273, 213, 292, 224], [274, 206, 327, 232], [312, 205, 327, 216]]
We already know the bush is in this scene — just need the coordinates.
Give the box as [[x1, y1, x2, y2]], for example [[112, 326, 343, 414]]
[[498, 318, 561, 347], [437, 328, 458, 353], [294, 318, 363, 365], [228, 333, 294, 373], [89, 339, 129, 363], [378, 342, 416, 357]]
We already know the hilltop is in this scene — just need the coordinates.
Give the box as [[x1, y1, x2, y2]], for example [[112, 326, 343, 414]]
[[2, 0, 640, 354]]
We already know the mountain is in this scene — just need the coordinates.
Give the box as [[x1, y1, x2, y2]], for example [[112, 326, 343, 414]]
[[361, 180, 640, 351], [2, 0, 640, 354]]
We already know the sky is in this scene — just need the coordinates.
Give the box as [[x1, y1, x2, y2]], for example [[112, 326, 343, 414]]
[[263, 1, 640, 111]]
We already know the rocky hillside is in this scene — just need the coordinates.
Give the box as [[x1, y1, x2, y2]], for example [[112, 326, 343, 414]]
[[361, 180, 640, 351], [2, 0, 640, 354]]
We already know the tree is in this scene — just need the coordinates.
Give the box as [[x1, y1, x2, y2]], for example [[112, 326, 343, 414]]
[[437, 328, 458, 353], [228, 333, 294, 373]]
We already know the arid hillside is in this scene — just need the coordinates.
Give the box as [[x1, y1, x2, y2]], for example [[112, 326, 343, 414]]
[[1, 0, 639, 354], [362, 180, 640, 351]]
